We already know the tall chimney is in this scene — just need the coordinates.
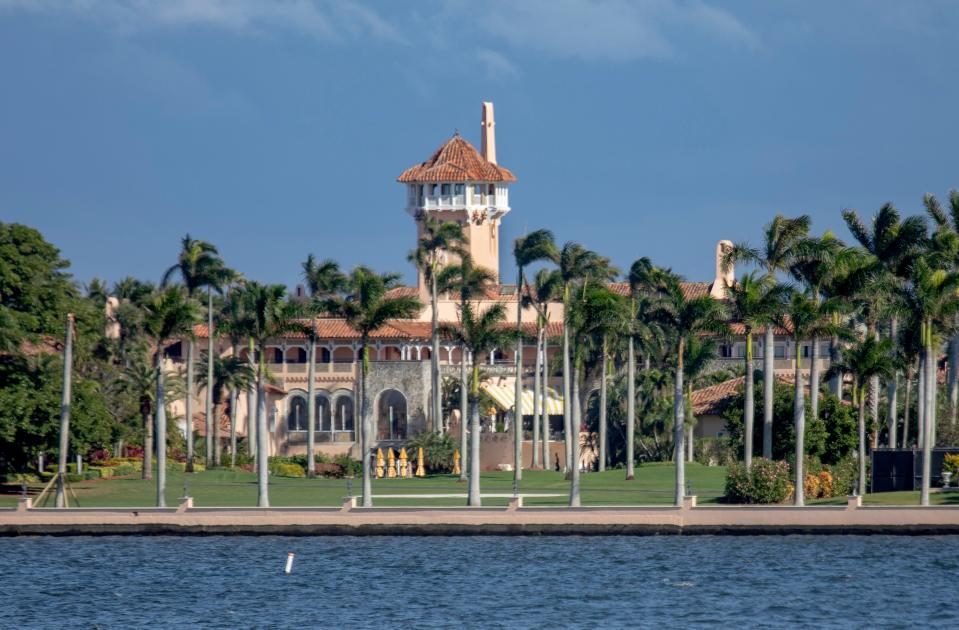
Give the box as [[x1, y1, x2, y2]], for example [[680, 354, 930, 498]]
[[710, 240, 735, 299], [481, 101, 496, 164]]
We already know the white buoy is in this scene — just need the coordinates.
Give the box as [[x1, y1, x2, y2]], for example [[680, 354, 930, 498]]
[[284, 552, 294, 574]]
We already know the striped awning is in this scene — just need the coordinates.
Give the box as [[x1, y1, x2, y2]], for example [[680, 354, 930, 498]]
[[481, 384, 564, 415]]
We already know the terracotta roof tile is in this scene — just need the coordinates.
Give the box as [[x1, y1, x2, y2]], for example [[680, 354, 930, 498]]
[[397, 135, 517, 183], [608, 281, 713, 300]]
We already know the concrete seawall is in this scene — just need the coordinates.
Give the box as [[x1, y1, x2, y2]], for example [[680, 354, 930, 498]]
[[2, 496, 958, 536]]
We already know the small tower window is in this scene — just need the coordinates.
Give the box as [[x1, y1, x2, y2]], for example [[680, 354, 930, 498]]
[[474, 184, 482, 196], [441, 184, 451, 195], [487, 184, 495, 195], [454, 184, 464, 196], [429, 184, 437, 196]]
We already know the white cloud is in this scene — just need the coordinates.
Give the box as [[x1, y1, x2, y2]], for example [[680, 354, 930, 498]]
[[476, 48, 520, 80], [0, 0, 406, 43]]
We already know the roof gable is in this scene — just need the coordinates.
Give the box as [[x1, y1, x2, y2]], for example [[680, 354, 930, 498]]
[[397, 134, 517, 183]]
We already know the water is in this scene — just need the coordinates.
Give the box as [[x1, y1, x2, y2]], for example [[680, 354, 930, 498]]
[[1, 535, 955, 629]]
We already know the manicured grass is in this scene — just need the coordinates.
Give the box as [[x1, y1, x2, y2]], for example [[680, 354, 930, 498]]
[[5, 464, 954, 508], [1, 463, 728, 509]]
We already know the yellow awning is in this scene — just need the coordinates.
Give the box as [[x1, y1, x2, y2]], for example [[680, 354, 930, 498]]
[[481, 384, 564, 415]]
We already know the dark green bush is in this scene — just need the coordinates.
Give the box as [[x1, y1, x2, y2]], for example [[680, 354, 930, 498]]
[[333, 454, 362, 478], [404, 431, 456, 473], [694, 438, 736, 467]]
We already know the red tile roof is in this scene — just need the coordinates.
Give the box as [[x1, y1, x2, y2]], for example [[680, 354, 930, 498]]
[[608, 281, 712, 300], [691, 375, 794, 415], [397, 134, 517, 183]]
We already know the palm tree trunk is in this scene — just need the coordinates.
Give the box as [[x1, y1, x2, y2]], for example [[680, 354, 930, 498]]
[[921, 338, 934, 506], [55, 314, 74, 509], [185, 339, 194, 473], [459, 345, 468, 482], [541, 329, 550, 471], [206, 287, 215, 468], [468, 364, 482, 506], [306, 336, 317, 478], [431, 274, 441, 433], [869, 327, 879, 450], [744, 332, 754, 468], [794, 343, 805, 506], [810, 334, 820, 423], [143, 407, 153, 481], [857, 387, 866, 496], [532, 325, 541, 469], [569, 360, 582, 507], [514, 269, 524, 481], [903, 365, 913, 448], [562, 314, 572, 474], [763, 326, 774, 459], [674, 337, 686, 507], [229, 386, 238, 468], [247, 339, 257, 464], [256, 344, 269, 508], [918, 351, 926, 450], [950, 332, 958, 426], [598, 334, 608, 472], [888, 316, 899, 448], [626, 336, 636, 480], [361, 346, 373, 508], [686, 383, 694, 463], [155, 346, 167, 507]]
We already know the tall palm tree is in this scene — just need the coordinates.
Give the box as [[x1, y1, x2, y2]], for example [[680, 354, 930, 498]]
[[325, 268, 422, 507], [682, 336, 720, 463], [923, 190, 959, 426], [827, 335, 894, 496], [783, 289, 847, 506], [120, 361, 157, 479], [511, 229, 557, 481], [243, 282, 299, 507], [522, 268, 562, 469], [161, 235, 228, 471], [196, 355, 255, 464], [143, 286, 198, 507], [440, 302, 515, 506], [725, 214, 812, 459], [901, 258, 959, 505], [438, 255, 496, 482], [724, 271, 787, 467], [626, 257, 663, 479], [648, 271, 728, 506], [299, 256, 346, 477], [843, 204, 926, 447], [558, 242, 617, 473], [408, 219, 467, 434], [218, 286, 257, 465]]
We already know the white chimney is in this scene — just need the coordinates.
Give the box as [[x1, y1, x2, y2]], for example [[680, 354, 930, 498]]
[[481, 101, 496, 164], [711, 240, 734, 299]]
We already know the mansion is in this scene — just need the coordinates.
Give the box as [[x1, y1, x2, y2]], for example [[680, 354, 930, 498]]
[[167, 103, 827, 467]]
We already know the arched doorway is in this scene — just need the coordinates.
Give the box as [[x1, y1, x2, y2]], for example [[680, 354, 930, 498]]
[[332, 391, 355, 441], [286, 395, 308, 433], [315, 394, 332, 441], [377, 389, 407, 441]]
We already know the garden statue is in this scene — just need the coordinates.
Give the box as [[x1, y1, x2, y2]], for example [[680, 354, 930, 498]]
[[387, 448, 396, 478], [416, 447, 426, 477], [375, 448, 385, 478]]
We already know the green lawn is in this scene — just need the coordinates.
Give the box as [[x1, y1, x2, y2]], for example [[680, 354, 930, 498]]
[[1, 463, 727, 509], [4, 464, 954, 508]]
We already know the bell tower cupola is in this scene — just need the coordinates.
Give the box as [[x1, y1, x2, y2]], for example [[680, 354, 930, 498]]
[[397, 102, 517, 285]]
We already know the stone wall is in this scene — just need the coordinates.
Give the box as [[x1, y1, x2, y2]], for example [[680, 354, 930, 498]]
[[365, 360, 431, 438]]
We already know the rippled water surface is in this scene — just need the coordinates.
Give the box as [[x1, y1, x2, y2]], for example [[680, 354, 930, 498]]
[[1, 535, 956, 629]]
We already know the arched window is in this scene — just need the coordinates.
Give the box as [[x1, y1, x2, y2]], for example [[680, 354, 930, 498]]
[[315, 395, 332, 433], [377, 389, 407, 441], [287, 396, 308, 432], [334, 395, 355, 434]]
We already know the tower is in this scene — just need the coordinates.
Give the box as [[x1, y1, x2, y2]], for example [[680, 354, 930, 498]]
[[398, 102, 517, 289]]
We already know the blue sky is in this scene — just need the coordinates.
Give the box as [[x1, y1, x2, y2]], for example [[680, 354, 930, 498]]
[[2, 1, 958, 289]]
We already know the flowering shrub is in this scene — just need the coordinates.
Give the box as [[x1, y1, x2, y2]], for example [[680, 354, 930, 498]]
[[817, 471, 834, 498], [943, 453, 959, 476], [89, 448, 111, 464], [803, 474, 821, 499], [271, 462, 305, 478], [122, 445, 144, 459], [724, 458, 792, 504]]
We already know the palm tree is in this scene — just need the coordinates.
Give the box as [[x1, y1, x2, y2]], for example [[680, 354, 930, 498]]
[[558, 242, 617, 473], [923, 190, 959, 426], [121, 361, 157, 480], [725, 214, 813, 459], [648, 271, 728, 506], [299, 256, 346, 477], [826, 335, 894, 497], [161, 235, 228, 471], [243, 282, 299, 507], [196, 355, 255, 464], [440, 302, 515, 506], [724, 271, 787, 467], [626, 257, 661, 481], [438, 255, 496, 482], [408, 219, 467, 434], [783, 289, 846, 506], [682, 336, 719, 463], [511, 229, 557, 480], [843, 204, 926, 447], [325, 268, 422, 507], [901, 258, 959, 505], [143, 286, 198, 507], [522, 268, 562, 469], [218, 286, 257, 466]]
